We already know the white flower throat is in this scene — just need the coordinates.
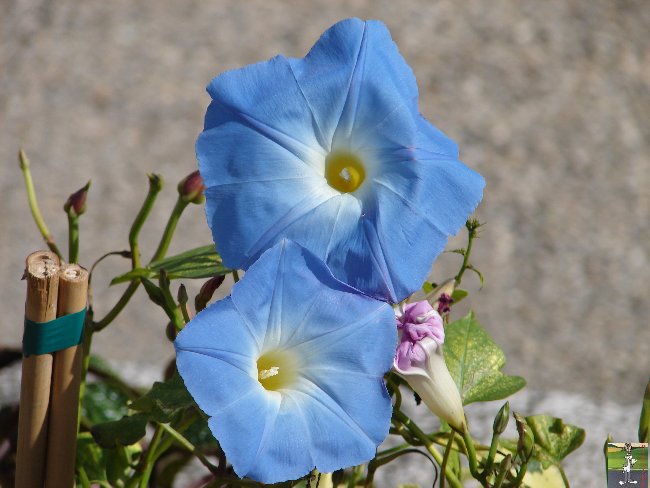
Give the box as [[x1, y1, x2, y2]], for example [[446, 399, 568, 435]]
[[256, 350, 298, 392]]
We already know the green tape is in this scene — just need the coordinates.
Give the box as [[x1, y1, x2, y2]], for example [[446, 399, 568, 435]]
[[23, 308, 86, 356]]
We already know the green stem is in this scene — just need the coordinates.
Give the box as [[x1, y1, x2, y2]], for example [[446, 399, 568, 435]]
[[440, 431, 455, 488], [393, 410, 462, 488], [365, 458, 377, 487], [68, 213, 79, 263], [138, 425, 165, 488], [559, 465, 570, 487], [19, 149, 63, 259], [159, 422, 218, 474], [138, 414, 199, 487], [455, 219, 480, 286], [493, 456, 510, 487], [129, 175, 163, 269], [504, 462, 528, 488], [94, 175, 163, 331], [151, 197, 188, 262], [93, 280, 140, 332], [386, 374, 402, 410], [232, 269, 241, 283], [482, 431, 501, 479], [78, 467, 91, 488], [462, 429, 483, 483]]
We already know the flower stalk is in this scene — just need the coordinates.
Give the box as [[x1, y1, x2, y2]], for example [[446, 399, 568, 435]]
[[19, 149, 63, 259], [64, 180, 91, 263]]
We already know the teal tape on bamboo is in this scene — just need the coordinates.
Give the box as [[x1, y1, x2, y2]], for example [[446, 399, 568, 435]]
[[23, 308, 86, 356]]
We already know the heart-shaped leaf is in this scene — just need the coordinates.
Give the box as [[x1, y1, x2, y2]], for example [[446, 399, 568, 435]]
[[91, 413, 149, 448], [526, 415, 586, 469], [129, 373, 194, 423], [444, 312, 526, 405]]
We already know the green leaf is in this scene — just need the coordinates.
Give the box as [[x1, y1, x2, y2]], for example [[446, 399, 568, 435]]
[[129, 373, 194, 423], [421, 281, 434, 294], [444, 312, 526, 405], [140, 278, 167, 308], [450, 288, 468, 303], [105, 444, 141, 487], [183, 416, 219, 450], [76, 432, 108, 482], [76, 432, 141, 486], [526, 415, 585, 469], [467, 265, 484, 288], [82, 382, 130, 425], [110, 245, 230, 285], [91, 413, 148, 448], [639, 379, 650, 442]]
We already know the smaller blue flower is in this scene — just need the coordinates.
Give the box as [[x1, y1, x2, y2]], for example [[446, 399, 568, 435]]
[[175, 240, 396, 483]]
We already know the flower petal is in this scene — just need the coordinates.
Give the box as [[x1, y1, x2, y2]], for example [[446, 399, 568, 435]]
[[286, 379, 379, 473], [208, 389, 280, 478], [177, 240, 396, 483], [243, 394, 315, 483], [204, 55, 325, 161], [174, 298, 260, 416], [298, 364, 393, 448], [292, 301, 396, 378], [198, 17, 485, 304]]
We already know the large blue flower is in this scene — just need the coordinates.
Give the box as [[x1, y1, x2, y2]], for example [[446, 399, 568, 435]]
[[197, 18, 484, 303], [175, 240, 396, 483]]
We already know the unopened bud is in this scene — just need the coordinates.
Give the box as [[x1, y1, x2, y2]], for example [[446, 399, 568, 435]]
[[514, 412, 535, 461], [493, 401, 510, 435], [424, 278, 455, 312], [195, 275, 225, 312], [178, 170, 205, 204], [147, 173, 164, 193], [393, 301, 465, 431], [63, 180, 91, 217], [177, 283, 188, 305], [166, 321, 177, 341]]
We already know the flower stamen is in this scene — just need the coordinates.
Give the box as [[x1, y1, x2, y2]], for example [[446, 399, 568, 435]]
[[325, 151, 365, 193], [258, 366, 280, 380], [256, 350, 298, 391]]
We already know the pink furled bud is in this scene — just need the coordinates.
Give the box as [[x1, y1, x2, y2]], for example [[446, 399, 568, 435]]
[[178, 170, 206, 204], [394, 301, 444, 370], [63, 180, 91, 217], [393, 300, 466, 431]]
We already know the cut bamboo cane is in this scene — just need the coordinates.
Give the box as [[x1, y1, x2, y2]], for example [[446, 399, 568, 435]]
[[45, 263, 88, 488], [16, 251, 60, 488]]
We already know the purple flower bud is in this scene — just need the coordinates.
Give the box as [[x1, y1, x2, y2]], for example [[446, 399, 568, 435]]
[[178, 170, 206, 204], [194, 274, 226, 312], [393, 300, 466, 431], [394, 301, 444, 370], [63, 180, 91, 217]]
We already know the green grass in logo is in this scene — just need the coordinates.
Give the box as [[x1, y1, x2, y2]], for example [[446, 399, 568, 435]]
[[607, 446, 649, 471]]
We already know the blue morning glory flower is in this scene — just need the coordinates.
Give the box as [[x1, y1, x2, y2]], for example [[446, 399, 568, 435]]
[[174, 240, 396, 483], [197, 18, 485, 303]]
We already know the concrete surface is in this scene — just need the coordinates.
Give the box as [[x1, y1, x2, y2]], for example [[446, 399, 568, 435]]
[[1, 0, 649, 485]]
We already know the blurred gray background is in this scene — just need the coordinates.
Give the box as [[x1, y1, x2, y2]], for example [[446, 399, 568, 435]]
[[1, 0, 648, 485]]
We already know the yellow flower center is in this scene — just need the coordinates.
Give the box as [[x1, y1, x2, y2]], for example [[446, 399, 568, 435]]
[[256, 350, 298, 391], [325, 151, 366, 193]]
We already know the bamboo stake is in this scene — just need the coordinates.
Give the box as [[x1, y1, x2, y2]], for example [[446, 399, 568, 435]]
[[45, 263, 88, 488], [16, 251, 60, 488]]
